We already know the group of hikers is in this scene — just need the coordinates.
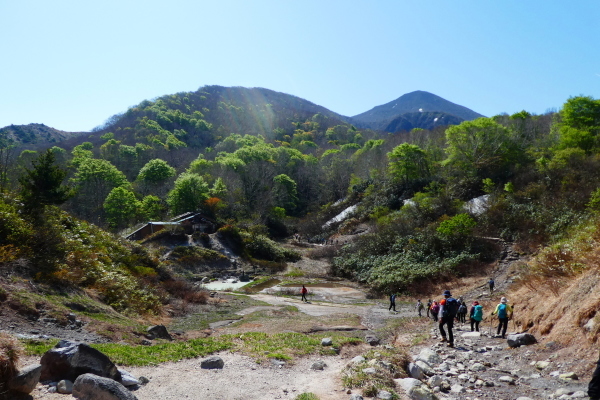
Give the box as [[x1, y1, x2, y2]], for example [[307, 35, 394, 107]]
[[389, 279, 513, 348]]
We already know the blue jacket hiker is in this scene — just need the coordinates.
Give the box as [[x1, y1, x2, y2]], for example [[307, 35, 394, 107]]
[[491, 297, 513, 338], [469, 301, 483, 332]]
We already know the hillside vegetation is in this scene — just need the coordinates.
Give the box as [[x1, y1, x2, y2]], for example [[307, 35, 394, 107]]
[[2, 88, 600, 348]]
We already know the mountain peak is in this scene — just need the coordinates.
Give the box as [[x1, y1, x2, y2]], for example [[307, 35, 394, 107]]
[[350, 91, 484, 131]]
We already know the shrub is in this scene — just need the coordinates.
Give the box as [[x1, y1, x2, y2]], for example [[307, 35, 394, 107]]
[[243, 234, 301, 262], [0, 333, 23, 393]]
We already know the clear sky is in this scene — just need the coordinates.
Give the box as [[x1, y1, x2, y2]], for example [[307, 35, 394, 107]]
[[1, 1, 599, 132]]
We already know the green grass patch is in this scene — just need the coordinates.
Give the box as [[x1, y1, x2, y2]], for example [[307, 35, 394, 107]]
[[284, 268, 305, 278], [23, 331, 362, 367], [92, 337, 233, 366], [226, 332, 362, 362], [21, 338, 60, 356], [295, 394, 320, 400]]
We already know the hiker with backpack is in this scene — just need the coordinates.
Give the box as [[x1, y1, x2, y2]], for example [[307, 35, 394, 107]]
[[488, 278, 495, 293], [457, 302, 468, 323], [430, 301, 439, 322], [426, 299, 432, 318], [491, 296, 513, 338], [416, 299, 424, 317], [469, 301, 483, 332], [438, 290, 458, 347], [389, 292, 397, 312]]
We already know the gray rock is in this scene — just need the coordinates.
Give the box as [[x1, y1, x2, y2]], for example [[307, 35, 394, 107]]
[[57, 379, 73, 394], [470, 362, 486, 372], [365, 334, 380, 346], [351, 356, 366, 364], [377, 389, 393, 399], [427, 375, 444, 388], [321, 337, 333, 346], [73, 373, 138, 400], [395, 377, 422, 392], [40, 341, 121, 382], [572, 390, 587, 398], [506, 333, 537, 348], [310, 360, 327, 370], [410, 386, 438, 400], [498, 375, 516, 384], [138, 376, 150, 385], [118, 369, 140, 386], [362, 367, 377, 374], [349, 395, 364, 400], [415, 360, 434, 376], [201, 356, 225, 369], [535, 360, 550, 370], [450, 384, 465, 393], [9, 364, 41, 394], [559, 372, 578, 380], [417, 349, 442, 365], [516, 397, 535, 400], [146, 325, 172, 340], [408, 362, 425, 379], [554, 388, 573, 396]]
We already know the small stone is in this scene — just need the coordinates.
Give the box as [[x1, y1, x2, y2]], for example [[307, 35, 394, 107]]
[[450, 384, 465, 393], [470, 362, 486, 372], [200, 356, 224, 369], [362, 367, 377, 374], [559, 372, 578, 380], [310, 360, 327, 370], [57, 379, 73, 394], [351, 356, 366, 364], [376, 389, 392, 399], [498, 375, 515, 384], [349, 394, 364, 400], [321, 338, 333, 346], [535, 360, 550, 370], [554, 388, 573, 396], [571, 390, 587, 398]]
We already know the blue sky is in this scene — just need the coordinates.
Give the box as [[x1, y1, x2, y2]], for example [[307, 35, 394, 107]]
[[1, 1, 599, 132]]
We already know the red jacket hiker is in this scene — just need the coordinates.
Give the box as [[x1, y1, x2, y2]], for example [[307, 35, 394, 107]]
[[301, 285, 308, 302]]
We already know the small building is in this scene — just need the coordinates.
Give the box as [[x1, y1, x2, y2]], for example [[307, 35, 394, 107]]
[[125, 213, 216, 241]]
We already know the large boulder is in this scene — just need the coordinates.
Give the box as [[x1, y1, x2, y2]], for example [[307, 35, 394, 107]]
[[73, 373, 137, 400], [507, 333, 537, 348], [40, 340, 121, 382], [146, 325, 173, 340], [9, 363, 41, 394]]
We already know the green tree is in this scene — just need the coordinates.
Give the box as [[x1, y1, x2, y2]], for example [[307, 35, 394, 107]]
[[209, 177, 228, 198], [387, 143, 430, 182], [561, 96, 600, 130], [18, 149, 73, 216], [72, 158, 129, 221], [137, 159, 176, 183], [443, 118, 518, 179], [272, 174, 298, 212], [103, 187, 141, 229], [140, 195, 167, 220], [166, 172, 209, 215]]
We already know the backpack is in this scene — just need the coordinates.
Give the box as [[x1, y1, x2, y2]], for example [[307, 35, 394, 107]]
[[473, 305, 483, 321], [458, 304, 467, 314], [442, 297, 458, 318], [497, 303, 507, 318], [431, 304, 439, 313]]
